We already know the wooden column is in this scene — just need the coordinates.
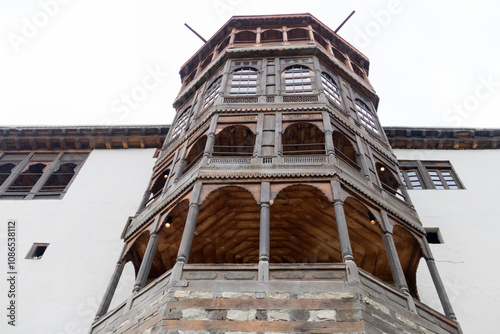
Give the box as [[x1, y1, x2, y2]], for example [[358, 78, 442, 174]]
[[322, 111, 335, 156], [325, 40, 334, 56], [258, 182, 271, 281], [202, 115, 219, 165], [94, 251, 126, 320], [282, 26, 288, 43], [274, 112, 283, 158], [331, 181, 354, 262], [355, 135, 371, 180], [132, 219, 161, 292], [165, 150, 180, 190], [313, 56, 326, 103], [217, 60, 232, 104], [380, 211, 410, 293], [423, 239, 457, 321], [254, 113, 264, 158], [171, 182, 202, 281], [395, 165, 414, 207], [307, 24, 314, 43], [136, 177, 153, 214], [173, 144, 188, 183]]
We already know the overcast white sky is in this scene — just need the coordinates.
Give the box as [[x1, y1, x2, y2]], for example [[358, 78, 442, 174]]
[[1, 0, 499, 129]]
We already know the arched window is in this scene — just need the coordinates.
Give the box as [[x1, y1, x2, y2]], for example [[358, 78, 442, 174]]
[[0, 163, 16, 187], [199, 52, 213, 71], [351, 63, 366, 79], [332, 131, 358, 168], [150, 169, 170, 199], [332, 47, 347, 64], [321, 72, 341, 106], [234, 31, 256, 44], [376, 162, 400, 195], [355, 99, 379, 134], [261, 29, 283, 43], [203, 76, 222, 110], [184, 136, 207, 174], [283, 65, 313, 95], [182, 70, 196, 86], [287, 28, 309, 42], [0, 153, 88, 199], [229, 68, 258, 96], [213, 126, 255, 156], [40, 163, 77, 192], [313, 32, 329, 51], [171, 106, 191, 140], [217, 36, 230, 53], [282, 122, 325, 155], [8, 163, 47, 192]]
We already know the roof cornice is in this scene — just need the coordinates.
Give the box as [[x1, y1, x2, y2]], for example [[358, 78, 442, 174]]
[[385, 126, 500, 150], [0, 125, 170, 151]]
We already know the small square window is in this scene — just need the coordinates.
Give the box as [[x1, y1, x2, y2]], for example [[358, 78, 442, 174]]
[[25, 243, 49, 260], [425, 228, 444, 244]]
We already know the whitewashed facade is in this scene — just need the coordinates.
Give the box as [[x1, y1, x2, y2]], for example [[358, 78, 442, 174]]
[[0, 126, 167, 334], [393, 147, 500, 334]]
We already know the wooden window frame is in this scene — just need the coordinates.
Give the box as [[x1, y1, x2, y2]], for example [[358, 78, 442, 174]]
[[283, 65, 314, 95], [171, 106, 191, 140], [321, 72, 342, 106], [399, 160, 464, 190], [354, 99, 380, 135], [202, 76, 223, 110], [229, 67, 259, 96], [0, 152, 89, 200]]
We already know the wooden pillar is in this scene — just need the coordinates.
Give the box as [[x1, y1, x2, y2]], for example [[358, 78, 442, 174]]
[[258, 182, 271, 281], [173, 144, 188, 183], [132, 217, 161, 292], [254, 113, 264, 158], [217, 60, 232, 104], [325, 40, 334, 56], [312, 56, 326, 103], [322, 111, 335, 156], [380, 211, 410, 293], [395, 165, 414, 207], [423, 239, 457, 321], [94, 251, 126, 320], [228, 27, 236, 46], [355, 135, 371, 180], [136, 177, 153, 213], [307, 24, 314, 43], [202, 115, 219, 165], [171, 182, 203, 281], [275, 112, 283, 158], [331, 181, 353, 262]]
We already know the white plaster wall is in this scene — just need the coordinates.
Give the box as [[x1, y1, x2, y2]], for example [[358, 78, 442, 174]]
[[394, 148, 500, 334], [0, 148, 157, 334]]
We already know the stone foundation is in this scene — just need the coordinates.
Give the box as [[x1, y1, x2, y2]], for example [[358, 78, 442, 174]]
[[90, 264, 460, 334]]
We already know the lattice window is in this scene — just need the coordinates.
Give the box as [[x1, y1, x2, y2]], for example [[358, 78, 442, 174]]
[[321, 72, 341, 106], [355, 99, 379, 134], [203, 76, 222, 110], [171, 107, 191, 140], [229, 68, 258, 96], [283, 65, 314, 95], [0, 152, 88, 199]]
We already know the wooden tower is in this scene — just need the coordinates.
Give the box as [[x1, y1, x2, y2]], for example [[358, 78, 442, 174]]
[[91, 14, 461, 334]]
